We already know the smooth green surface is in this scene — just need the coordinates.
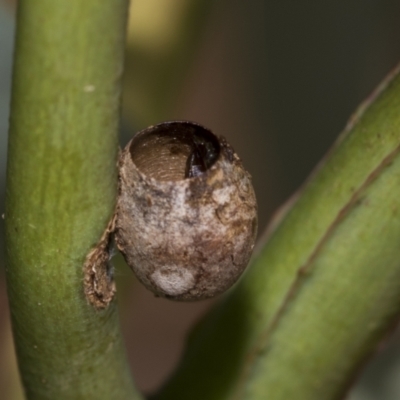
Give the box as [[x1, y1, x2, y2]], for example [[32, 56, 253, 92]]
[[156, 67, 400, 399], [5, 1, 140, 399]]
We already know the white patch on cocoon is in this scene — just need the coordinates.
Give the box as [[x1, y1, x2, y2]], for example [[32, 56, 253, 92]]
[[173, 187, 187, 217], [151, 265, 195, 296], [212, 186, 234, 204]]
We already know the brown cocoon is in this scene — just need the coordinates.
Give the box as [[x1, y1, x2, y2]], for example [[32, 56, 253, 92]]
[[115, 121, 257, 301]]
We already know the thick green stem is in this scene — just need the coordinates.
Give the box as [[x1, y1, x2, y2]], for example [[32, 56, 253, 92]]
[[5, 1, 141, 399], [155, 67, 400, 399]]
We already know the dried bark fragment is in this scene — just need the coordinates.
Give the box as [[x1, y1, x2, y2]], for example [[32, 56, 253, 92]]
[[83, 218, 116, 309]]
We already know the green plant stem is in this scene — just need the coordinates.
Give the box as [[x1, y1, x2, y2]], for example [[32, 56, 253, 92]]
[[155, 66, 400, 400], [5, 1, 141, 399]]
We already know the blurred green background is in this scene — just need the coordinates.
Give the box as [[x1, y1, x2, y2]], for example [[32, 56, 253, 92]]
[[1, 1, 400, 398]]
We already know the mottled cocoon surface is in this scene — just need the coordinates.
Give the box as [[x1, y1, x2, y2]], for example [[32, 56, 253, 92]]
[[115, 121, 257, 301]]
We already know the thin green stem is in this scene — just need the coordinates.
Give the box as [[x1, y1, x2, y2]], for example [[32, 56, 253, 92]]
[[155, 66, 400, 399], [5, 1, 141, 398]]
